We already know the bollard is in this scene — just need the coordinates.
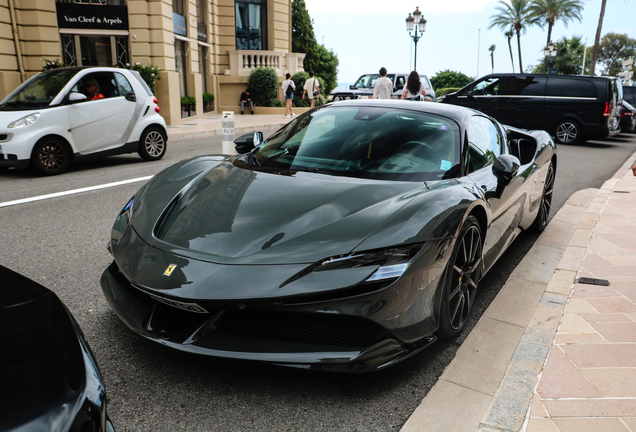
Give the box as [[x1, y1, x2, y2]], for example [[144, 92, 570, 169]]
[[221, 111, 235, 154]]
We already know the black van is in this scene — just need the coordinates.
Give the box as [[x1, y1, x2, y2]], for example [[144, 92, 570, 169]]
[[440, 73, 622, 144]]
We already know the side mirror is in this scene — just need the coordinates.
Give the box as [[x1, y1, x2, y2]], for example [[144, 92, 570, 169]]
[[349, 85, 357, 90], [492, 154, 520, 186], [68, 92, 87, 103], [466, 90, 474, 98], [124, 91, 136, 102], [234, 131, 263, 154]]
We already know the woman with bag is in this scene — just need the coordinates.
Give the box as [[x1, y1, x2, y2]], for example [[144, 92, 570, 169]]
[[282, 73, 296, 118], [302, 71, 320, 109], [401, 71, 432, 101]]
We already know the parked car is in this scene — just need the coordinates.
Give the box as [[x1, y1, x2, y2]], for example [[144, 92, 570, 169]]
[[328, 73, 436, 102], [620, 100, 636, 133], [101, 100, 556, 372], [439, 73, 622, 145], [0, 66, 167, 175], [623, 85, 636, 106], [1, 265, 115, 431]]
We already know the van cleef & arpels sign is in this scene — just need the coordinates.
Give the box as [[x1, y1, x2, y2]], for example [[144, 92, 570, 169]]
[[56, 3, 129, 31]]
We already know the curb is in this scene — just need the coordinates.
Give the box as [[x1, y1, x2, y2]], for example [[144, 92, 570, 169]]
[[401, 151, 636, 432]]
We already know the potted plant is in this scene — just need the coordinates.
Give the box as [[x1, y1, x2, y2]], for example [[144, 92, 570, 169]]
[[180, 96, 196, 118], [202, 93, 214, 113]]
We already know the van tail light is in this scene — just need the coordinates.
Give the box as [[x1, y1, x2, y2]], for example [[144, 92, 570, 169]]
[[622, 110, 633, 117], [603, 102, 611, 117]]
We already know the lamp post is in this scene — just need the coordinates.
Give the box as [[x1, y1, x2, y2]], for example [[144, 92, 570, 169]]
[[405, 7, 427, 71], [544, 41, 557, 74]]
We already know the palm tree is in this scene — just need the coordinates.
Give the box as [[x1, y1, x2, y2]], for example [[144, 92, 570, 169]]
[[505, 29, 515, 72], [530, 0, 584, 48], [489, 44, 496, 73], [589, 0, 607, 76], [489, 0, 540, 72]]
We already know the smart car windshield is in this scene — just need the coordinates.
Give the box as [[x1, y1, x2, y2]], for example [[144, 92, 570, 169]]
[[0, 69, 76, 109], [251, 106, 460, 182]]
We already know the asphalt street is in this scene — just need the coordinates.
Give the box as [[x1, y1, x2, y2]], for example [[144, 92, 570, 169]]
[[1, 131, 635, 431]]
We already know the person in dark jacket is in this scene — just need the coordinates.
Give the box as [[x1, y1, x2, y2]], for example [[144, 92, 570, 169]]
[[240, 89, 254, 115]]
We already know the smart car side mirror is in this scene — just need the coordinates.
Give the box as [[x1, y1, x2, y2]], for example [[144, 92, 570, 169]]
[[124, 91, 136, 102], [492, 154, 520, 186], [234, 131, 263, 154], [68, 92, 87, 103]]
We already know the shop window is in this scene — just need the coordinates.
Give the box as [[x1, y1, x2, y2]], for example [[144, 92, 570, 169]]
[[80, 35, 112, 66], [61, 34, 76, 66], [235, 0, 266, 50], [56, 0, 126, 5], [175, 39, 188, 98]]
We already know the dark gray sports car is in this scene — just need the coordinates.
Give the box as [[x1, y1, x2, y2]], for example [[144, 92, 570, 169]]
[[101, 100, 556, 372]]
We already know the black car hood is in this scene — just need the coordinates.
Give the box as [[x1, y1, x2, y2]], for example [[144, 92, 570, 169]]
[[0, 266, 105, 432], [131, 157, 427, 265]]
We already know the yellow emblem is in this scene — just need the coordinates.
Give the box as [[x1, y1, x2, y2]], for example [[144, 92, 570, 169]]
[[163, 264, 177, 276]]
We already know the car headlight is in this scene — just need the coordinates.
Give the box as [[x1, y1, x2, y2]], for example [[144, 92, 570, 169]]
[[327, 95, 334, 102], [7, 113, 40, 128], [108, 197, 134, 255]]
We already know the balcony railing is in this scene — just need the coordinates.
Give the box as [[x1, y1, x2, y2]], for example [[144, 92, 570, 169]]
[[227, 50, 305, 77]]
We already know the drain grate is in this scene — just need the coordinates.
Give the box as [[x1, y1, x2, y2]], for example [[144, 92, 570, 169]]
[[578, 277, 610, 286]]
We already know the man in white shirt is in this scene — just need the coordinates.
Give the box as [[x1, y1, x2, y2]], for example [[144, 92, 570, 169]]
[[302, 71, 320, 108], [372, 67, 393, 99]]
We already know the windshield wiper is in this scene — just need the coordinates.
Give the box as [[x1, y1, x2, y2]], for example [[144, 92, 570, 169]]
[[300, 167, 334, 175]]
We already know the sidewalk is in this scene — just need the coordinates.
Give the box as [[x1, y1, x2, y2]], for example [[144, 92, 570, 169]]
[[402, 152, 636, 432], [166, 112, 289, 141]]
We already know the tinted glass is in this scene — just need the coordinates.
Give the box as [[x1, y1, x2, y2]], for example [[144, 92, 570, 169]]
[[624, 86, 636, 104], [250, 106, 460, 181], [545, 77, 596, 98], [468, 116, 501, 172], [502, 75, 546, 96], [0, 69, 76, 108], [468, 76, 501, 96]]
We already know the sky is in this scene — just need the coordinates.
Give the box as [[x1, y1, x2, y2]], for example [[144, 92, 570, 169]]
[[303, 0, 636, 85]]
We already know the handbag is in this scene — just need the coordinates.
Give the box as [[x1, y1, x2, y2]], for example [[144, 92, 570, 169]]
[[312, 79, 319, 97]]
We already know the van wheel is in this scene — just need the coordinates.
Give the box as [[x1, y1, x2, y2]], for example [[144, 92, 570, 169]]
[[554, 120, 581, 145], [31, 137, 71, 176], [138, 127, 167, 161]]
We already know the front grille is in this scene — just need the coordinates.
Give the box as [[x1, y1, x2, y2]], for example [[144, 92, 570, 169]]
[[216, 310, 388, 348]]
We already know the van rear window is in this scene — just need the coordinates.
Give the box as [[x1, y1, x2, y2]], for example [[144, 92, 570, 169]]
[[546, 77, 596, 98]]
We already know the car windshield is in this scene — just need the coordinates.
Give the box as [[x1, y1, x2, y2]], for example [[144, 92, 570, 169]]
[[249, 106, 460, 182], [352, 74, 395, 89], [0, 69, 76, 109]]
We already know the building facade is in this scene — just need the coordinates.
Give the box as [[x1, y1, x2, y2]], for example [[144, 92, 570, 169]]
[[0, 0, 305, 125]]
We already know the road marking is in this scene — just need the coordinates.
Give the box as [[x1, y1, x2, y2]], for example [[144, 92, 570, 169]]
[[0, 176, 153, 208]]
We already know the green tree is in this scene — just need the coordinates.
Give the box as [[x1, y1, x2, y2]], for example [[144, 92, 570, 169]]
[[529, 36, 590, 74], [291, 0, 339, 95], [589, 0, 607, 75], [505, 29, 516, 72], [430, 70, 472, 90], [489, 0, 541, 72], [529, 0, 584, 48], [247, 67, 279, 106], [597, 32, 636, 76], [489, 44, 497, 73]]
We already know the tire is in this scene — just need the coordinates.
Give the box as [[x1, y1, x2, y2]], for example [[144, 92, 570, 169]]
[[554, 120, 581, 145], [31, 137, 71, 176], [438, 215, 483, 339], [531, 161, 555, 233], [138, 127, 167, 161]]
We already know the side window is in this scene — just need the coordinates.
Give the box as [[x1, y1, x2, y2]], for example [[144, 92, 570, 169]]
[[74, 72, 118, 101], [420, 75, 432, 90], [501, 76, 546, 96], [545, 77, 596, 98], [115, 73, 133, 96], [471, 76, 501, 96], [396, 76, 406, 89], [467, 116, 502, 172]]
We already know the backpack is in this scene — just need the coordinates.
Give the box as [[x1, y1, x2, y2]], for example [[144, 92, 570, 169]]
[[285, 82, 294, 98]]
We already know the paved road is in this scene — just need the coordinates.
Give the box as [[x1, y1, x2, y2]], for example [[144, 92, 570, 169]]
[[1, 132, 634, 431]]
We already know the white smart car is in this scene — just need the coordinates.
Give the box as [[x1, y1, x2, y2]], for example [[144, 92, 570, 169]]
[[0, 67, 167, 175]]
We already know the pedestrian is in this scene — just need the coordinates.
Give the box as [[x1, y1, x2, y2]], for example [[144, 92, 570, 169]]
[[302, 71, 320, 109], [372, 67, 393, 99], [282, 73, 296, 118], [239, 88, 254, 115], [401, 71, 431, 101]]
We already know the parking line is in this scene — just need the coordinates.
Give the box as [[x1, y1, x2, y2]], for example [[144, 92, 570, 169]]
[[0, 176, 153, 208]]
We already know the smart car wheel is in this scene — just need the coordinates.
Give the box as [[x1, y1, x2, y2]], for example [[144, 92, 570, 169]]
[[138, 127, 167, 161], [439, 216, 482, 339], [554, 120, 581, 145], [531, 161, 555, 233], [31, 137, 71, 176]]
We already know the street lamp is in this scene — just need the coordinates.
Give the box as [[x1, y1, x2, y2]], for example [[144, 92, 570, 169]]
[[544, 41, 557, 73], [405, 7, 427, 71]]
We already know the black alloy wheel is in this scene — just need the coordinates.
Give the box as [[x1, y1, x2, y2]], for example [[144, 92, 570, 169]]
[[531, 161, 555, 232], [31, 137, 71, 176], [554, 120, 581, 145], [138, 127, 167, 161], [439, 215, 483, 339]]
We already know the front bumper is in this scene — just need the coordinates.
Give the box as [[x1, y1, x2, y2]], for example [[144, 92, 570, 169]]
[[100, 258, 442, 372]]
